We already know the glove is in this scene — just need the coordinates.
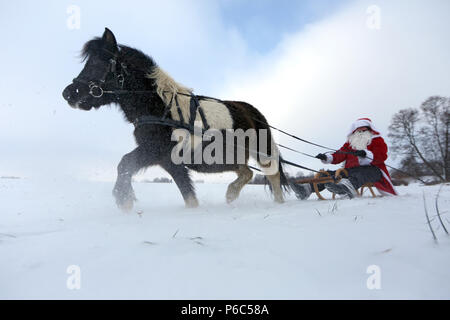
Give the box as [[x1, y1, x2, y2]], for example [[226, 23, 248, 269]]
[[315, 153, 328, 161], [352, 150, 366, 157]]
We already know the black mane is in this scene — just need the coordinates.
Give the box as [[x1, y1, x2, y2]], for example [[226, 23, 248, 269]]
[[118, 45, 157, 73], [81, 37, 157, 74], [80, 37, 103, 61]]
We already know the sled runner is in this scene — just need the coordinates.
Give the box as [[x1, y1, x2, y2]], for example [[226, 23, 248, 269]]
[[295, 168, 376, 200]]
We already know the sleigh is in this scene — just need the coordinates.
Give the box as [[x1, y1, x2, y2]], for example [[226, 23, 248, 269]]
[[295, 168, 376, 200], [64, 28, 394, 210]]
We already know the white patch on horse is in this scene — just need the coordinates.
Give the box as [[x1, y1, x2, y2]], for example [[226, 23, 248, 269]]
[[198, 98, 233, 129], [147, 67, 234, 147]]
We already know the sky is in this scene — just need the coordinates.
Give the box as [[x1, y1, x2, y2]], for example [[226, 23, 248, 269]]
[[0, 0, 449, 182]]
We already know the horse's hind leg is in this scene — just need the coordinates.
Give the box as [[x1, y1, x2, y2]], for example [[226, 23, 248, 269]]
[[259, 161, 284, 203], [226, 165, 253, 203]]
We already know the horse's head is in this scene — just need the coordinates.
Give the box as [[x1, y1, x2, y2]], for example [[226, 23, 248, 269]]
[[62, 28, 124, 111]]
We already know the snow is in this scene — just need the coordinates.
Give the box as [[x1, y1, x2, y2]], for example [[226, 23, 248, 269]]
[[1, 177, 449, 299]]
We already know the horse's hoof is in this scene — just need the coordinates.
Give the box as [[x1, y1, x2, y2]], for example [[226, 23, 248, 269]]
[[226, 186, 240, 203], [274, 197, 285, 204], [117, 198, 134, 212], [226, 193, 239, 204], [185, 197, 199, 208]]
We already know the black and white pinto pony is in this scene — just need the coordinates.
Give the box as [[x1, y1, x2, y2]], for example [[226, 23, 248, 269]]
[[63, 28, 290, 211]]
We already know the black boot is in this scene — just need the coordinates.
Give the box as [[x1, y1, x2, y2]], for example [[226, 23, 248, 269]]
[[292, 183, 313, 200], [325, 178, 357, 199]]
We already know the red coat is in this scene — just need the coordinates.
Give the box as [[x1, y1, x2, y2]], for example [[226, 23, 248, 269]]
[[326, 136, 397, 196]]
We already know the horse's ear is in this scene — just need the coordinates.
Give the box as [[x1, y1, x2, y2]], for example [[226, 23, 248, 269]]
[[102, 28, 118, 51]]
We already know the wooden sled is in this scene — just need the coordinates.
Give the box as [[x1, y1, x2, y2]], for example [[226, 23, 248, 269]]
[[295, 168, 376, 200]]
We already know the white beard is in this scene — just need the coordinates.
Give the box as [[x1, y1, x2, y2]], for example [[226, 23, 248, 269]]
[[348, 130, 373, 150]]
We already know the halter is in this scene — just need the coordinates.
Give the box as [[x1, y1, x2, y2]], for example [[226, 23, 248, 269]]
[[72, 49, 133, 98]]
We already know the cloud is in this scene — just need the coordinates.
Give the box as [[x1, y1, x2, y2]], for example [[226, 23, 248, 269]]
[[219, 0, 450, 174]]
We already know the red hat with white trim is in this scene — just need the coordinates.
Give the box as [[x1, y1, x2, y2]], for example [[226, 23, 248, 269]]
[[347, 118, 380, 136]]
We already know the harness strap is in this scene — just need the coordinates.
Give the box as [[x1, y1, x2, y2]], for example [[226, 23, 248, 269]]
[[174, 95, 185, 124], [198, 107, 210, 131], [188, 94, 210, 131], [134, 115, 321, 175], [189, 95, 199, 128], [134, 114, 203, 138], [161, 95, 173, 120]]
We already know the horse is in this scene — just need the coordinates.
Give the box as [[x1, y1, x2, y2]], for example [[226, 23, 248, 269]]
[[62, 28, 290, 211]]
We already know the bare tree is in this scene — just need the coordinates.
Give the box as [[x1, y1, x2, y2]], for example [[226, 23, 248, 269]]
[[420, 96, 450, 180], [388, 96, 449, 182]]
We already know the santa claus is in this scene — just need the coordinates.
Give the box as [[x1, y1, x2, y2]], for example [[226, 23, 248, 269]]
[[294, 118, 397, 199]]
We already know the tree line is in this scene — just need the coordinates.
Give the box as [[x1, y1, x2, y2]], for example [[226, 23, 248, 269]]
[[388, 96, 449, 183]]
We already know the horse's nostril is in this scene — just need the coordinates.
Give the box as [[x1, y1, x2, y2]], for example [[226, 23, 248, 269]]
[[62, 86, 71, 101]]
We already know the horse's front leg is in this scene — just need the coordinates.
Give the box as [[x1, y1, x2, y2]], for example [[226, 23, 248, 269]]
[[161, 161, 198, 208], [113, 146, 152, 211]]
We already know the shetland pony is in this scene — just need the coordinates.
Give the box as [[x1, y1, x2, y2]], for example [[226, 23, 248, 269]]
[[63, 28, 290, 210]]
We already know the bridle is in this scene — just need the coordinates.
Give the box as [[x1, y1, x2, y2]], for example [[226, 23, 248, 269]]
[[72, 48, 150, 98]]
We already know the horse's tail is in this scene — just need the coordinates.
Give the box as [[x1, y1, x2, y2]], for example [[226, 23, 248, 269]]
[[226, 100, 291, 200], [249, 108, 291, 198], [278, 156, 291, 193], [263, 154, 292, 199]]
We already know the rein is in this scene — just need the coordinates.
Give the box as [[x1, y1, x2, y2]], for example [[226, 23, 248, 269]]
[[71, 50, 417, 180], [71, 56, 323, 175]]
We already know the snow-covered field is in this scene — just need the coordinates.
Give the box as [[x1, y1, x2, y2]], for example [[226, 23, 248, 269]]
[[1, 177, 449, 299]]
